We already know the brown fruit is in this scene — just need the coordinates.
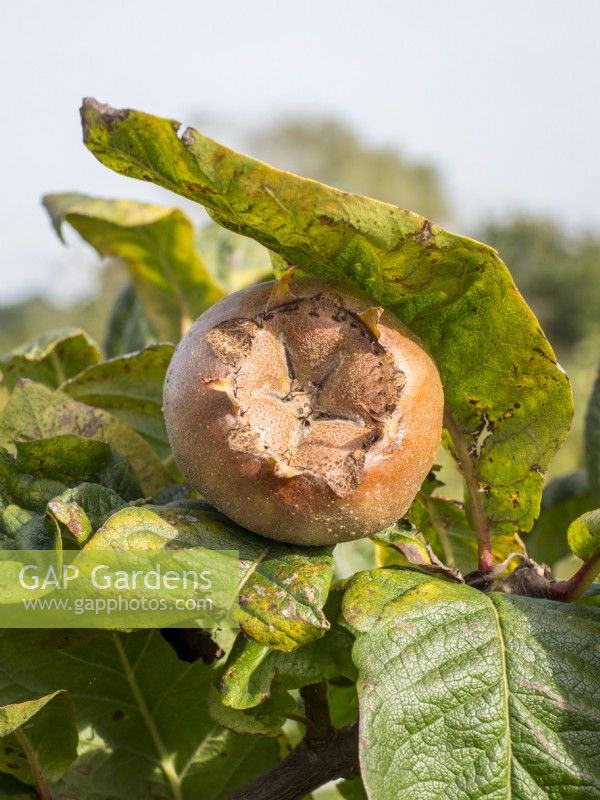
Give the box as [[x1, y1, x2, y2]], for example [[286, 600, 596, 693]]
[[163, 274, 444, 546]]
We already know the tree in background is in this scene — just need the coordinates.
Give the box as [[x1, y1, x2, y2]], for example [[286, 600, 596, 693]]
[[0, 263, 128, 357], [248, 117, 449, 223]]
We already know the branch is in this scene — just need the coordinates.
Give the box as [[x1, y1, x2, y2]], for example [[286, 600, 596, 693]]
[[443, 409, 493, 572], [228, 682, 360, 800], [300, 680, 331, 740]]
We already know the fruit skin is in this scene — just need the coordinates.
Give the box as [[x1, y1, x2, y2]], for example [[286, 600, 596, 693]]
[[163, 276, 444, 546]]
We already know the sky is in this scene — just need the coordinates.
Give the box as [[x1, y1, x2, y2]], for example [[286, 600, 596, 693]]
[[1, 0, 599, 304]]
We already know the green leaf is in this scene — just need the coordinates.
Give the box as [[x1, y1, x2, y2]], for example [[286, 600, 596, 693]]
[[377, 495, 518, 575], [585, 368, 600, 501], [0, 381, 169, 495], [0, 771, 36, 797], [62, 344, 174, 458], [94, 452, 144, 501], [207, 683, 296, 737], [1, 442, 139, 514], [408, 495, 480, 572], [343, 569, 600, 800], [567, 509, 600, 561], [372, 520, 463, 582], [0, 452, 66, 549], [14, 435, 142, 502], [577, 583, 600, 607], [196, 222, 273, 291], [0, 503, 55, 551], [43, 193, 224, 342], [86, 502, 334, 650], [526, 470, 597, 567], [104, 283, 156, 358], [47, 483, 126, 546], [15, 436, 111, 484], [0, 691, 77, 787], [3, 475, 67, 516], [337, 776, 368, 800], [220, 623, 356, 710], [0, 328, 101, 392], [0, 630, 279, 799], [327, 681, 358, 729], [80, 98, 573, 544], [0, 503, 37, 539]]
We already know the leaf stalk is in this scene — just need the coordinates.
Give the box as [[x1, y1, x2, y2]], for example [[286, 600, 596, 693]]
[[443, 409, 493, 573]]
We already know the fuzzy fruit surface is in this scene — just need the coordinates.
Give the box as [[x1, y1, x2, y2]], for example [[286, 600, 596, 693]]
[[163, 276, 444, 545]]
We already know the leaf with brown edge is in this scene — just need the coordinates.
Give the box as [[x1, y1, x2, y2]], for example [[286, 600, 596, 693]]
[[79, 98, 573, 551]]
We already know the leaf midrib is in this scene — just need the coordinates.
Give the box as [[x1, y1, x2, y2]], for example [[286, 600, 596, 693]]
[[490, 597, 513, 800], [112, 633, 183, 800]]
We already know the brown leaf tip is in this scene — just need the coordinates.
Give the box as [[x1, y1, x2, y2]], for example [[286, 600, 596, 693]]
[[80, 97, 131, 135]]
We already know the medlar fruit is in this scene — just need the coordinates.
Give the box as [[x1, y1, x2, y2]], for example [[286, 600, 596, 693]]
[[163, 274, 443, 545]]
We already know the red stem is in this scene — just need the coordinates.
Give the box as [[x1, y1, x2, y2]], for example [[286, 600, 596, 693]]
[[550, 553, 600, 602]]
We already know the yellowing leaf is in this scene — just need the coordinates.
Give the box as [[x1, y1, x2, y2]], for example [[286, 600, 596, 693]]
[[80, 99, 573, 547], [43, 193, 224, 342]]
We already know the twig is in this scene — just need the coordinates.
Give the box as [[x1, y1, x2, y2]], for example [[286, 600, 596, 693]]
[[443, 409, 493, 572], [549, 554, 600, 602], [228, 682, 359, 800]]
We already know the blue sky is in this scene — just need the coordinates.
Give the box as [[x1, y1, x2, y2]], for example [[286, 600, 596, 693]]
[[1, 0, 599, 303]]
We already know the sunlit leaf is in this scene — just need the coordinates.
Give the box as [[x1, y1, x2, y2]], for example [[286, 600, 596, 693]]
[[567, 509, 600, 562], [43, 193, 224, 342], [86, 502, 334, 651], [0, 691, 77, 788], [0, 328, 101, 392], [207, 683, 296, 737], [80, 98, 573, 547], [344, 568, 600, 800], [62, 344, 174, 457], [220, 603, 355, 709], [0, 382, 169, 495]]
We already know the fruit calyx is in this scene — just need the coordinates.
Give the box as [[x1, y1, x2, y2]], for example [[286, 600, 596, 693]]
[[205, 289, 406, 497]]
